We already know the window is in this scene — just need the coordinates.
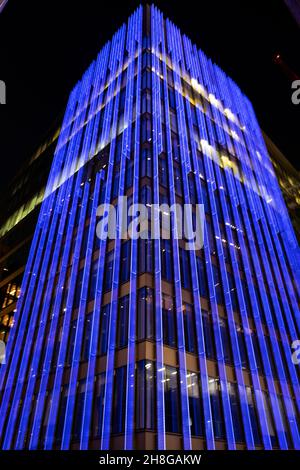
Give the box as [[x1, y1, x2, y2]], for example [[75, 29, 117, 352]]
[[169, 87, 176, 109], [136, 361, 155, 430], [180, 248, 191, 289], [142, 116, 151, 142], [92, 373, 105, 438], [98, 304, 110, 356], [198, 179, 208, 212], [241, 280, 252, 315], [251, 332, 263, 373], [188, 174, 196, 204], [207, 222, 217, 256], [81, 313, 92, 362], [164, 366, 181, 433], [142, 90, 151, 114], [183, 304, 197, 354], [142, 70, 151, 90], [137, 287, 154, 341], [277, 394, 292, 448], [116, 295, 129, 349], [188, 372, 203, 436], [112, 171, 120, 199], [161, 239, 173, 281], [171, 134, 180, 161], [162, 295, 176, 348], [126, 160, 134, 190], [170, 109, 178, 133], [208, 378, 225, 439], [112, 366, 127, 434]]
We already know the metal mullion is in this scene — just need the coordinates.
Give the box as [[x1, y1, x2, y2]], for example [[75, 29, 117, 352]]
[[100, 23, 129, 450], [78, 26, 125, 452], [224, 78, 292, 449], [124, 5, 143, 450]]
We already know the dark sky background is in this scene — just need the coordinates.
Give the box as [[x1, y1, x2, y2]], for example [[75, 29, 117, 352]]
[[0, 0, 299, 191]]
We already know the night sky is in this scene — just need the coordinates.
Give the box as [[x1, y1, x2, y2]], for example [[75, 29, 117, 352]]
[[0, 0, 299, 191]]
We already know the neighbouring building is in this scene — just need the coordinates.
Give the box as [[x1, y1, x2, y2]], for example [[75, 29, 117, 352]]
[[0, 125, 61, 343], [264, 131, 300, 242]]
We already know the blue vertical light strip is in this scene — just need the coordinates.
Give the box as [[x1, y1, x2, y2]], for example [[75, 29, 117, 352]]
[[49, 60, 105, 449], [101, 19, 134, 450], [222, 77, 293, 448], [215, 64, 286, 450], [2, 4, 300, 451], [201, 56, 255, 449], [158, 8, 196, 449], [78, 27, 126, 448], [217, 71, 288, 449], [0, 85, 73, 373], [192, 48, 236, 450], [242, 98, 300, 337], [230, 85, 300, 447], [80, 25, 125, 451], [5, 170, 79, 449], [210, 61, 272, 449], [150, 5, 166, 451], [180, 32, 216, 450], [212, 59, 268, 448], [242, 97, 300, 335], [245, 98, 300, 288], [165, 17, 199, 450], [124, 5, 143, 451]]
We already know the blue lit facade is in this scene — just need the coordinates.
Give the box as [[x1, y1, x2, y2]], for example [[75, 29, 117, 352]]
[[0, 5, 300, 450]]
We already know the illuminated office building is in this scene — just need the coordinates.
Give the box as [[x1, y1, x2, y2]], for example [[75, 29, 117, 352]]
[[0, 5, 300, 451]]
